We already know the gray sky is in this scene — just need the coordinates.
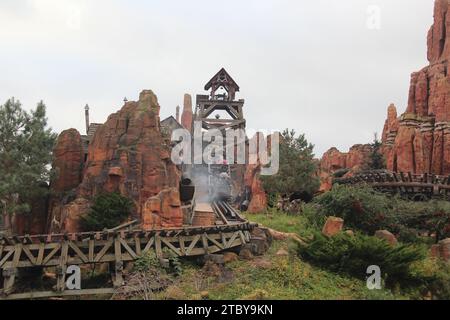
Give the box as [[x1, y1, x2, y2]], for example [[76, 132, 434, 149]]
[[0, 0, 435, 157]]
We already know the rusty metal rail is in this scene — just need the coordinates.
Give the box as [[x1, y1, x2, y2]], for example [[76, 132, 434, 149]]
[[335, 170, 450, 200]]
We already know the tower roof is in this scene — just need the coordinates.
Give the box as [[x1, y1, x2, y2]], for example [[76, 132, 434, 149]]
[[204, 68, 240, 92]]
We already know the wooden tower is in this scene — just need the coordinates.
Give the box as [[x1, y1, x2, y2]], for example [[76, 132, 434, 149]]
[[194, 68, 246, 132]]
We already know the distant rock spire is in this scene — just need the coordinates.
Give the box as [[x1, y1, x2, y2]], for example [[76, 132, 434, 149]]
[[181, 94, 193, 131], [427, 0, 450, 63]]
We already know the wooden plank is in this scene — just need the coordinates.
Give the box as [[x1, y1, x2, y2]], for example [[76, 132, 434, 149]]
[[88, 239, 94, 261], [160, 238, 181, 256], [34, 243, 45, 266], [185, 235, 200, 255], [42, 244, 61, 265], [155, 236, 162, 258], [113, 237, 123, 288], [3, 244, 23, 295], [22, 246, 37, 265], [0, 250, 14, 268], [238, 231, 246, 245], [179, 236, 186, 256], [68, 242, 88, 263], [1, 288, 116, 300], [221, 232, 227, 247], [119, 238, 138, 260], [134, 235, 141, 256], [56, 242, 69, 292], [141, 237, 155, 255], [205, 234, 224, 250], [201, 234, 209, 254], [94, 239, 113, 263], [226, 232, 239, 248]]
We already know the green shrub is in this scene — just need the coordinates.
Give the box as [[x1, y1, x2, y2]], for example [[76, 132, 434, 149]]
[[162, 248, 183, 277], [80, 193, 134, 232], [409, 258, 450, 300], [312, 185, 393, 234], [134, 251, 161, 272], [390, 200, 450, 243], [297, 232, 426, 286], [302, 203, 326, 230]]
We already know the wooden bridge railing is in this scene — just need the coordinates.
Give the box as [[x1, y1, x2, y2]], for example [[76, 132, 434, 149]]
[[0, 222, 255, 298], [335, 170, 450, 200]]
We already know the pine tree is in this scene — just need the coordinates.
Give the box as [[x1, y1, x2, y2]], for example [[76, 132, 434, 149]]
[[261, 129, 320, 198], [0, 98, 57, 234], [366, 133, 385, 170]]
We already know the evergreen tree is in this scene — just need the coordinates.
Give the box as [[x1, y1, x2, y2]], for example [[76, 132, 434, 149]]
[[0, 98, 57, 234], [261, 129, 320, 198], [80, 193, 134, 231], [366, 133, 385, 170]]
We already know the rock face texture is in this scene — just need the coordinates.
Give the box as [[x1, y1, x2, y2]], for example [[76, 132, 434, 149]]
[[381, 0, 450, 175], [244, 133, 268, 213], [319, 145, 371, 192], [181, 94, 193, 131], [47, 129, 85, 233], [51, 129, 84, 194], [48, 90, 183, 233]]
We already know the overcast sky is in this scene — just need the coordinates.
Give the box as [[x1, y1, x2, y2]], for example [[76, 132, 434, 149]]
[[0, 0, 435, 157]]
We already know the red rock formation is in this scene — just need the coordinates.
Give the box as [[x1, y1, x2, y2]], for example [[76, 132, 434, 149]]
[[49, 90, 183, 232], [181, 94, 193, 131], [45, 129, 84, 234], [381, 0, 450, 175], [142, 188, 183, 230], [319, 145, 371, 192], [51, 129, 84, 194], [244, 132, 268, 213]]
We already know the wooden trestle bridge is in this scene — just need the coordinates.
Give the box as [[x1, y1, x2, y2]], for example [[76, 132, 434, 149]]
[[335, 170, 450, 200], [0, 202, 256, 300]]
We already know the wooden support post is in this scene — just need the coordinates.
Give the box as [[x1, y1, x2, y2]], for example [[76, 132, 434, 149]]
[[56, 241, 68, 292], [202, 233, 209, 254], [112, 237, 123, 288], [155, 235, 162, 258], [3, 244, 22, 295]]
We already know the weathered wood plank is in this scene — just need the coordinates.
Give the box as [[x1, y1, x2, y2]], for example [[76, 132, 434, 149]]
[[94, 239, 113, 263]]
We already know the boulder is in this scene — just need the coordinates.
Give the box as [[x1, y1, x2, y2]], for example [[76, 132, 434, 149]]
[[375, 230, 398, 246], [322, 217, 344, 237], [239, 245, 254, 260], [439, 238, 450, 261], [142, 188, 183, 230], [345, 230, 355, 237], [223, 252, 239, 264]]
